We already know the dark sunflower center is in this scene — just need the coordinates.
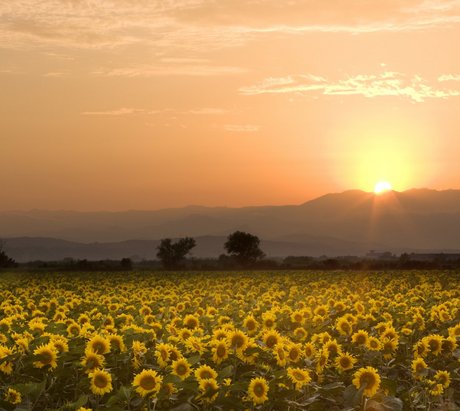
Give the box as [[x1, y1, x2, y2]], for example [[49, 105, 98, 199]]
[[216, 345, 226, 357], [140, 375, 156, 390], [40, 351, 53, 364], [200, 370, 212, 379], [253, 383, 265, 397], [293, 371, 305, 381], [94, 374, 108, 388], [92, 342, 105, 354]]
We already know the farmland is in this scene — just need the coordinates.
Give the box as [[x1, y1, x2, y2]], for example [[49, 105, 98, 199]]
[[0, 271, 459, 410]]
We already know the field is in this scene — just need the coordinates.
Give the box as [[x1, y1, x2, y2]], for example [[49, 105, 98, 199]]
[[0, 271, 459, 410]]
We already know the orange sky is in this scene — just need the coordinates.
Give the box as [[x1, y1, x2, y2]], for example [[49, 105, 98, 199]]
[[1, 0, 460, 211]]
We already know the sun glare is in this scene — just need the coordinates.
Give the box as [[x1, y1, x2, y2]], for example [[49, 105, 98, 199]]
[[374, 181, 392, 194]]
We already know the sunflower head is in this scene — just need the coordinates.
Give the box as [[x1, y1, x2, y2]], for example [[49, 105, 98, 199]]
[[4, 388, 22, 405], [89, 368, 113, 396], [133, 369, 163, 398], [335, 352, 357, 372], [195, 365, 218, 381], [247, 377, 269, 405], [287, 367, 311, 390], [33, 343, 58, 369], [352, 366, 381, 398], [86, 335, 110, 355], [171, 358, 191, 380]]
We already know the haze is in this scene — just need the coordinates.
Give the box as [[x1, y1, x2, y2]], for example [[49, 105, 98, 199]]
[[1, 1, 460, 211]]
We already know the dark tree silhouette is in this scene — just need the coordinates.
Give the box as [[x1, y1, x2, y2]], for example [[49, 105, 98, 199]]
[[224, 231, 265, 267], [156, 237, 196, 269], [0, 241, 16, 268]]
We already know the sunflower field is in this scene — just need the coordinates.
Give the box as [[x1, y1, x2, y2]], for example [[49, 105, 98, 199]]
[[0, 271, 459, 410]]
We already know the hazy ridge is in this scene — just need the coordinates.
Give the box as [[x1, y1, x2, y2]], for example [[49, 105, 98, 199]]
[[2, 189, 460, 261]]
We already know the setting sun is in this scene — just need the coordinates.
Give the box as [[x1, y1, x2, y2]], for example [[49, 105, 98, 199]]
[[374, 181, 392, 194]]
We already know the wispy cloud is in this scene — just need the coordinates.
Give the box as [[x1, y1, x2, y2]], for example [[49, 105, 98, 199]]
[[93, 64, 246, 77], [438, 74, 460, 82], [240, 72, 460, 102], [224, 124, 260, 132], [81, 107, 229, 117], [188, 108, 228, 115], [1, 0, 459, 53], [81, 108, 158, 116]]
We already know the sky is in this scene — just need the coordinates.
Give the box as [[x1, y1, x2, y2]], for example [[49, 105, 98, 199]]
[[1, 0, 460, 211]]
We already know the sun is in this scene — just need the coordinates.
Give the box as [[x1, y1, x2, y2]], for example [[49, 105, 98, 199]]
[[374, 181, 392, 194]]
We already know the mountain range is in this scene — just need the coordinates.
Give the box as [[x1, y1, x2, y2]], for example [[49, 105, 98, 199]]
[[2, 188, 460, 262]]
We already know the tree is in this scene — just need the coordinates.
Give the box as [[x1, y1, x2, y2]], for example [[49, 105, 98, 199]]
[[156, 237, 196, 269], [224, 231, 265, 267], [0, 241, 16, 268]]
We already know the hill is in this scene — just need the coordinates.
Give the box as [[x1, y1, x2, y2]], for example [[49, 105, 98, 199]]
[[2, 189, 460, 260]]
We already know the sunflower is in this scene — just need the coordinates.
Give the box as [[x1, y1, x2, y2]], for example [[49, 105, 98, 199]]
[[441, 336, 457, 354], [243, 315, 259, 335], [81, 351, 105, 373], [197, 378, 219, 403], [89, 368, 113, 396], [212, 328, 229, 341], [86, 335, 110, 355], [185, 336, 207, 355], [33, 343, 58, 369], [132, 369, 163, 398], [335, 352, 357, 372], [287, 343, 303, 363], [434, 370, 450, 389], [290, 310, 305, 325], [304, 342, 316, 359], [423, 335, 443, 356], [183, 314, 200, 330], [287, 367, 311, 390], [429, 383, 444, 396], [236, 339, 259, 365], [227, 330, 249, 353], [351, 330, 369, 346], [211, 340, 229, 364], [195, 365, 218, 381], [107, 334, 126, 352], [262, 312, 277, 329], [274, 343, 288, 367], [0, 345, 14, 374], [352, 367, 381, 398], [171, 358, 192, 380], [324, 339, 342, 357], [366, 336, 382, 351], [155, 343, 170, 367], [382, 338, 399, 360], [262, 329, 282, 349], [247, 377, 269, 405], [50, 335, 69, 353], [413, 340, 428, 358], [4, 388, 21, 405], [293, 327, 308, 341], [67, 323, 81, 337], [178, 328, 193, 342], [411, 358, 428, 379], [448, 323, 460, 338]]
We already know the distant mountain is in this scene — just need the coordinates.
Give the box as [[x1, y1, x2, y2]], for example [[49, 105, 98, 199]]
[[2, 189, 460, 260]]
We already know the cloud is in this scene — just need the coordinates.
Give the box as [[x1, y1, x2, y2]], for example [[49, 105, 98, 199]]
[[240, 72, 460, 102], [1, 0, 459, 53], [224, 124, 260, 132], [81, 108, 157, 116], [438, 74, 460, 82], [188, 108, 228, 115], [81, 107, 228, 117], [94, 64, 247, 77]]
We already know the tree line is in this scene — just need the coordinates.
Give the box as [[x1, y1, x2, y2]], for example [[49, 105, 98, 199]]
[[156, 231, 264, 269]]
